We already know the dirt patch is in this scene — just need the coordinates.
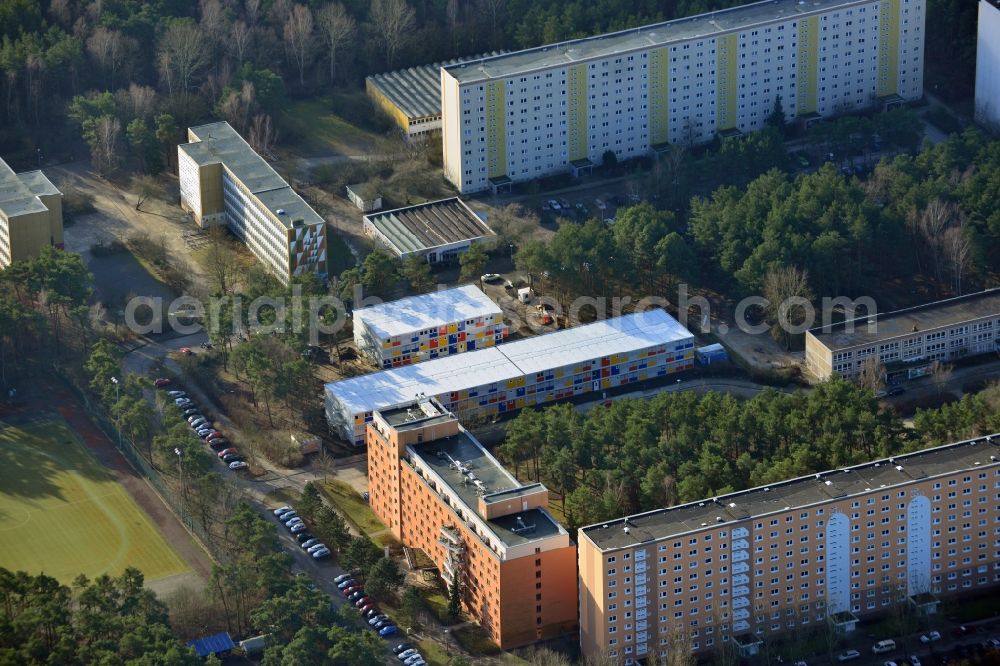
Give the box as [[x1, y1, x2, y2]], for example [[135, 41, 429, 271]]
[[45, 378, 214, 589]]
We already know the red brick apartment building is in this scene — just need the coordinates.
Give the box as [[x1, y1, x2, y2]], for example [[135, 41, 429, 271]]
[[366, 397, 578, 648], [579, 433, 1000, 665]]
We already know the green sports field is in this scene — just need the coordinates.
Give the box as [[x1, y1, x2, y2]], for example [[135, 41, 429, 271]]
[[0, 417, 190, 583]]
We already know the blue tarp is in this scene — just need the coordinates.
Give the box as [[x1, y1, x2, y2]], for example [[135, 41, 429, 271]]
[[187, 632, 235, 657]]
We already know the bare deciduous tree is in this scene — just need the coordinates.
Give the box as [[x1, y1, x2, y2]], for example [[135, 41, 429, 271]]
[[370, 0, 415, 69], [116, 83, 157, 121], [157, 20, 209, 96], [918, 198, 956, 290], [199, 0, 227, 54], [205, 225, 239, 294], [86, 27, 126, 90], [930, 360, 954, 396], [317, 3, 356, 83], [93, 115, 122, 175], [245, 0, 261, 27], [284, 4, 315, 88], [942, 224, 972, 296], [478, 0, 507, 48], [248, 113, 277, 156], [229, 20, 253, 68], [219, 81, 257, 134], [762, 265, 815, 349], [856, 356, 886, 394]]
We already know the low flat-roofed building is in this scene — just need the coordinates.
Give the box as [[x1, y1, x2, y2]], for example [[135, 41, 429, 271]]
[[805, 288, 1000, 380], [578, 432, 1000, 662], [366, 54, 502, 140], [0, 157, 63, 268], [367, 397, 577, 647], [178, 121, 326, 283], [353, 284, 507, 368], [326, 309, 694, 444], [362, 197, 495, 264]]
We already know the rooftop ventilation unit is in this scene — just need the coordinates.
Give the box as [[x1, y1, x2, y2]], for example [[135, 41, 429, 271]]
[[511, 516, 537, 535]]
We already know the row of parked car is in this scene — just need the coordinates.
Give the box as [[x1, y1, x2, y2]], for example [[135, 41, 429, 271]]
[[333, 573, 402, 641], [154, 378, 247, 470], [273, 506, 331, 559]]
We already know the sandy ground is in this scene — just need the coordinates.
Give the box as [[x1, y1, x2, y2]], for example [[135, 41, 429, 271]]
[[52, 162, 206, 284]]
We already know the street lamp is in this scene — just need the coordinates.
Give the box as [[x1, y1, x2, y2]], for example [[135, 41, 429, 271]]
[[174, 447, 185, 499], [110, 377, 122, 451]]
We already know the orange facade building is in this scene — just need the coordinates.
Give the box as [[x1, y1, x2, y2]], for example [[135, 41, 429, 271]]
[[366, 398, 578, 648], [578, 433, 1000, 665]]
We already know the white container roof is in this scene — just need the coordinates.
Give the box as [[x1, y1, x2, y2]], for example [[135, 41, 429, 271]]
[[329, 309, 692, 415], [354, 284, 502, 341]]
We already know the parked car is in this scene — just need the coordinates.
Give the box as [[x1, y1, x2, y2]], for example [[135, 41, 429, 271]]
[[174, 398, 193, 407], [403, 656, 425, 666], [289, 523, 308, 534], [359, 604, 377, 615], [354, 596, 371, 608], [379, 625, 398, 637], [920, 631, 942, 643], [884, 661, 898, 666], [398, 649, 419, 661], [273, 506, 293, 516], [285, 518, 304, 529], [229, 461, 248, 470], [179, 347, 192, 355], [337, 579, 357, 590], [222, 454, 244, 464], [392, 644, 414, 655], [295, 532, 314, 543], [197, 429, 217, 438], [217, 448, 237, 458], [301, 538, 321, 549], [348, 591, 366, 602], [167, 390, 186, 397], [334, 573, 353, 584], [183, 408, 199, 416], [909, 656, 922, 666], [838, 651, 861, 662], [206, 432, 226, 442], [154, 378, 172, 388], [278, 511, 298, 523], [872, 640, 896, 655], [368, 614, 387, 626], [311, 547, 331, 559], [307, 543, 327, 554], [481, 273, 502, 283], [209, 439, 229, 450], [343, 585, 361, 596], [954, 627, 972, 637], [986, 639, 1000, 648], [373, 619, 392, 630]]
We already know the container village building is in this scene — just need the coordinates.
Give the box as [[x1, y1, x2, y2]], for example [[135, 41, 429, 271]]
[[352, 284, 507, 369], [326, 309, 695, 445]]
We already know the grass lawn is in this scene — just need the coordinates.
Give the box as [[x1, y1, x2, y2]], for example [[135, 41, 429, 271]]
[[0, 417, 190, 584], [452, 624, 500, 656], [943, 595, 1000, 622], [417, 639, 451, 666], [318, 479, 398, 548], [280, 96, 382, 156], [326, 231, 354, 275]]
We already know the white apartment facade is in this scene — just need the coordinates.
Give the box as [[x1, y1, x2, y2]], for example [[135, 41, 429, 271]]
[[178, 122, 327, 283], [442, 0, 924, 193]]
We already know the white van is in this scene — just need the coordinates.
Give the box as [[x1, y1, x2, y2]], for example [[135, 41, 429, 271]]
[[872, 640, 896, 654]]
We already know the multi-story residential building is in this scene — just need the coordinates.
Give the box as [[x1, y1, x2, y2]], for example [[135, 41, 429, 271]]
[[441, 0, 925, 193], [326, 309, 694, 445], [362, 197, 496, 264], [353, 284, 507, 369], [578, 432, 1000, 664], [178, 122, 327, 283], [367, 397, 577, 648], [975, 0, 1000, 127], [0, 157, 63, 269], [805, 288, 1000, 380]]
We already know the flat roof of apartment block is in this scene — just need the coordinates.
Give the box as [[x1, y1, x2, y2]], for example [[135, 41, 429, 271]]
[[581, 433, 1000, 551], [354, 284, 502, 341], [367, 53, 503, 120], [363, 197, 495, 255], [180, 121, 323, 228], [326, 309, 693, 415], [410, 431, 565, 548], [0, 159, 58, 218], [808, 288, 1000, 352], [444, 0, 865, 83]]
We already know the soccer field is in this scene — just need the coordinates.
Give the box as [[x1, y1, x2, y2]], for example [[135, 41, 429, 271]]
[[0, 416, 190, 583]]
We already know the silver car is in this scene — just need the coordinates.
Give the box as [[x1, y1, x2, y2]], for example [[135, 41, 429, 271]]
[[307, 543, 328, 554], [228, 461, 248, 470]]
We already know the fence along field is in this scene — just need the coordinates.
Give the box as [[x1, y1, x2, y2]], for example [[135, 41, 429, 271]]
[[0, 415, 190, 583]]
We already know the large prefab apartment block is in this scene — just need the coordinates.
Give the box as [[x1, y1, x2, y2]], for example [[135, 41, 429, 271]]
[[367, 397, 577, 647], [178, 122, 327, 283], [362, 197, 495, 264], [0, 157, 62, 269], [353, 284, 507, 369], [578, 432, 1000, 663], [326, 309, 694, 445], [975, 0, 1000, 127], [805, 288, 1000, 380], [441, 0, 925, 193]]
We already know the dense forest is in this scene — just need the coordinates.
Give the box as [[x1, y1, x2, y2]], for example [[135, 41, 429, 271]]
[[497, 379, 1000, 532], [0, 0, 982, 168]]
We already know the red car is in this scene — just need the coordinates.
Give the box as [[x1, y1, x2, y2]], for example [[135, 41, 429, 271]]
[[217, 448, 237, 458], [359, 603, 377, 615], [343, 586, 361, 596], [205, 432, 225, 442], [179, 347, 193, 356], [154, 378, 172, 388]]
